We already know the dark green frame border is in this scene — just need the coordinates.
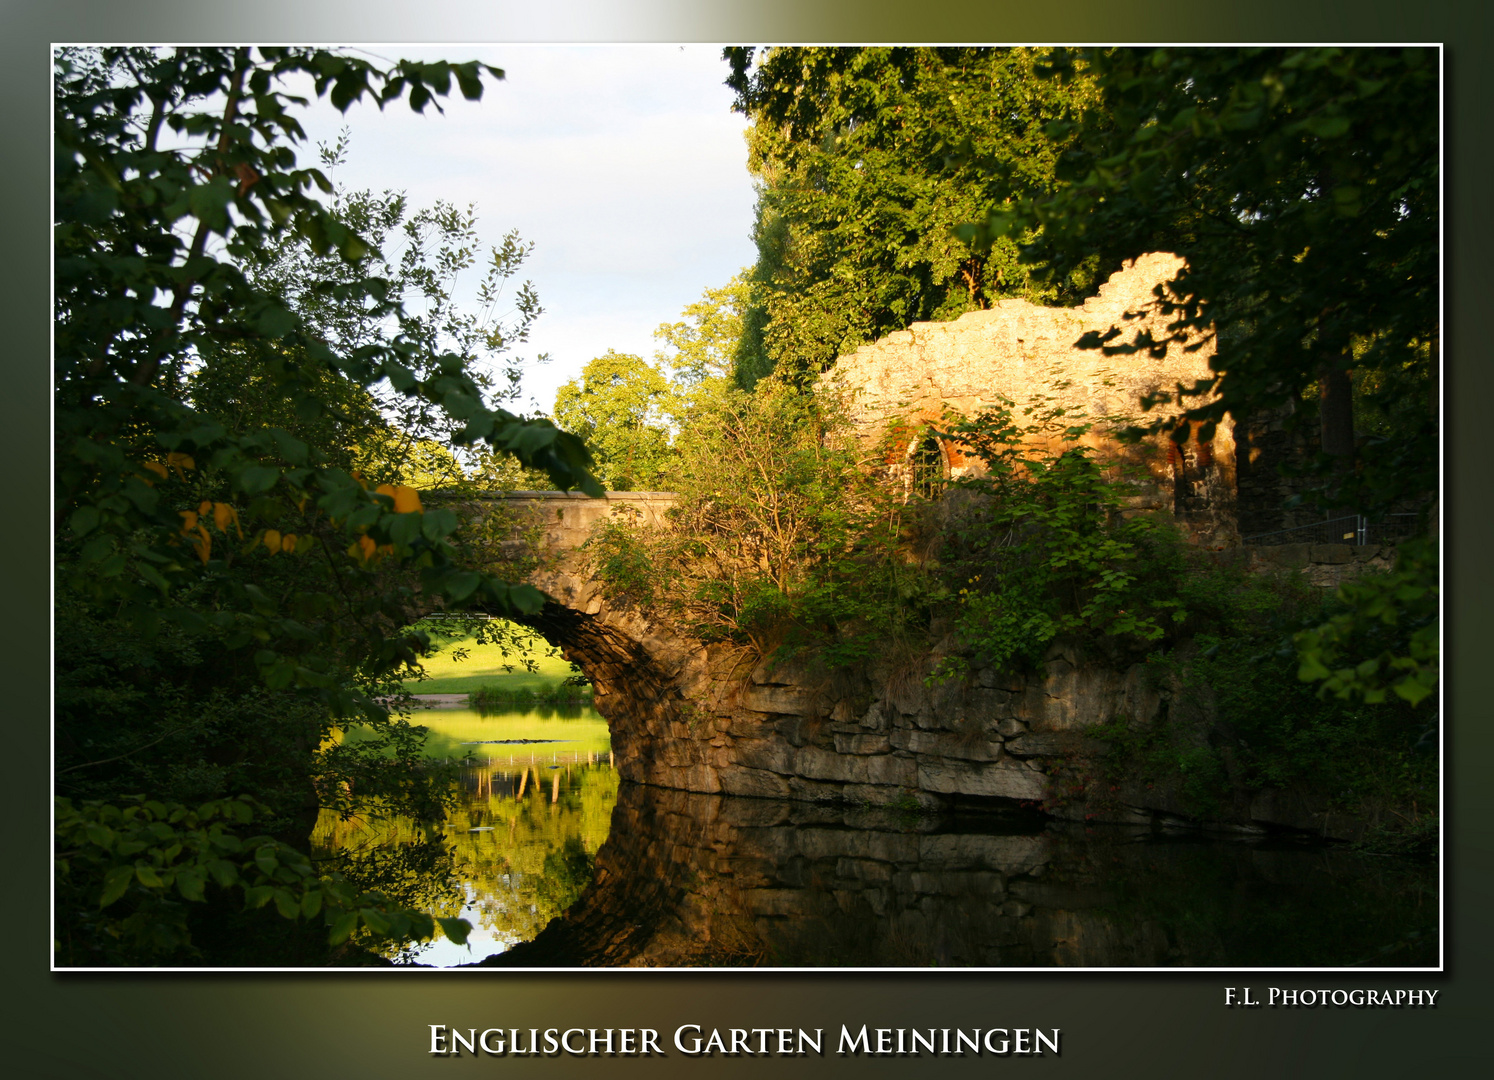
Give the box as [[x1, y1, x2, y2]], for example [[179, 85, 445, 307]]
[[5, 4, 1486, 1076]]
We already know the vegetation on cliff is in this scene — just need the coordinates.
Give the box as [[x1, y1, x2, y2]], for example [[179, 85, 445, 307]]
[[957, 46, 1439, 707]]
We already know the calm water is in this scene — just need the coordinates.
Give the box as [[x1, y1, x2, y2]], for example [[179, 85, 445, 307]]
[[314, 707, 617, 967], [316, 708, 1437, 968]]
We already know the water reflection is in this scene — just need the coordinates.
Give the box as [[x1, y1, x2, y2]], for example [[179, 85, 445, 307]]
[[314, 707, 618, 966], [315, 708, 1436, 969], [480, 784, 1437, 968]]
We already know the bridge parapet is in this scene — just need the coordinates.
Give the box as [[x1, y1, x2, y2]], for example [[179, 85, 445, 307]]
[[463, 490, 677, 553]]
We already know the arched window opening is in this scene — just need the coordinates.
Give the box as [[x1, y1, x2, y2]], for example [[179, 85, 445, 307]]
[[911, 434, 948, 500]]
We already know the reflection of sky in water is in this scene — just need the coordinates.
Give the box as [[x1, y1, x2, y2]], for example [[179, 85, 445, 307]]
[[316, 706, 618, 968], [398, 885, 521, 967]]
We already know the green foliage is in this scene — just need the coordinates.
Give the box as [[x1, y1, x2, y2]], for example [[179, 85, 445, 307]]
[[53, 46, 600, 964], [653, 274, 749, 387], [1294, 538, 1438, 706], [584, 505, 660, 609], [210, 130, 555, 491], [1085, 567, 1436, 844], [723, 46, 1102, 387], [469, 684, 594, 708], [935, 400, 1186, 674], [553, 350, 675, 490], [962, 46, 1437, 517], [398, 620, 577, 694], [958, 45, 1439, 710], [587, 379, 931, 662], [55, 44, 599, 716], [55, 795, 470, 966]]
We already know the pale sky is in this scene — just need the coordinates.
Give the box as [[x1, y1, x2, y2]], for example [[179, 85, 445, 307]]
[[292, 44, 759, 414]]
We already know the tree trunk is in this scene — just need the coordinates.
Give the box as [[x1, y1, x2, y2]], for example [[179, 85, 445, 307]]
[[1318, 362, 1355, 463], [1318, 362, 1355, 514]]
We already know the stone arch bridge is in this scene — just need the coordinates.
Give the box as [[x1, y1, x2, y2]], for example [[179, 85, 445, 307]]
[[431, 491, 1165, 827], [429, 486, 1349, 840]]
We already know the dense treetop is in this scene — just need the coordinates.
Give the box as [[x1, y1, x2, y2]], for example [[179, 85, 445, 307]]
[[723, 46, 1104, 388]]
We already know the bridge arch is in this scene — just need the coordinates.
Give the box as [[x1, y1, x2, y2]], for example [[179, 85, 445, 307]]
[[439, 490, 730, 793]]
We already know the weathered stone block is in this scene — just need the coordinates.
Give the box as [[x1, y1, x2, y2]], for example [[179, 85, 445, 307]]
[[917, 760, 1047, 801], [966, 687, 1014, 722], [976, 666, 1027, 693], [889, 728, 1002, 762], [786, 776, 848, 804], [749, 650, 819, 687], [835, 857, 894, 883], [1258, 542, 1312, 569], [996, 718, 1028, 737], [1004, 732, 1082, 757], [795, 746, 917, 787], [1310, 543, 1353, 564], [1118, 663, 1163, 725], [774, 714, 820, 748], [662, 763, 721, 793], [720, 710, 775, 738], [730, 739, 796, 775], [912, 708, 943, 731], [718, 767, 792, 799], [833, 733, 892, 756], [741, 684, 819, 715]]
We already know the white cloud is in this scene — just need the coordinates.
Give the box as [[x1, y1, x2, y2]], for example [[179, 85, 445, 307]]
[[291, 44, 758, 414]]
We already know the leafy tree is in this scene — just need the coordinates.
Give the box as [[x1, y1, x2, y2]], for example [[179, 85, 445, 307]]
[[53, 46, 599, 963], [212, 130, 554, 490], [653, 273, 749, 387], [722, 46, 1101, 387], [587, 378, 931, 663], [957, 46, 1438, 705], [55, 795, 471, 966], [553, 350, 675, 490], [961, 46, 1437, 518]]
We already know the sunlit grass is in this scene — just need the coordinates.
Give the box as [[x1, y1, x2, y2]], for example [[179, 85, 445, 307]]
[[343, 707, 612, 761], [402, 624, 582, 695]]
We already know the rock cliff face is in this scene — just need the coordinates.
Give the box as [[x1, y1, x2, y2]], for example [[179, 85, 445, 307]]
[[494, 254, 1384, 839], [523, 564, 1379, 842], [529, 567, 1127, 807]]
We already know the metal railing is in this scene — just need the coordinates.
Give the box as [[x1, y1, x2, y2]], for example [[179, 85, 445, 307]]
[[1241, 513, 1421, 547]]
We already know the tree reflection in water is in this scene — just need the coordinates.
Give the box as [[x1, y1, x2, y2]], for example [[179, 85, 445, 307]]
[[314, 707, 617, 965]]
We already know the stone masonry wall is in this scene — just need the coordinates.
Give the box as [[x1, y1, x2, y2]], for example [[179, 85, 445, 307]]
[[523, 567, 1241, 829], [513, 547, 1372, 841], [822, 252, 1238, 545]]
